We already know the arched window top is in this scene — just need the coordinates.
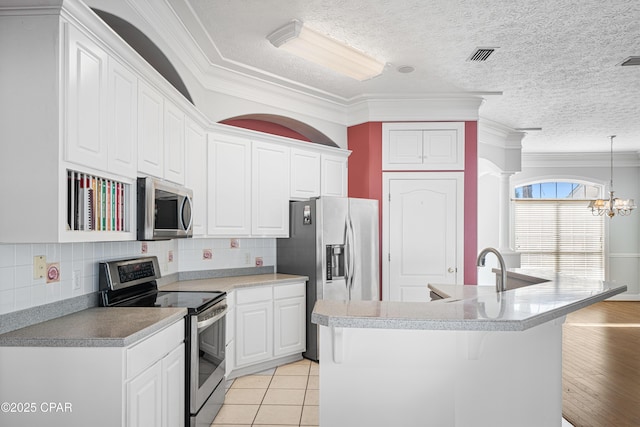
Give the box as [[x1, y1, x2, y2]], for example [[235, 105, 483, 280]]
[[514, 181, 600, 200]]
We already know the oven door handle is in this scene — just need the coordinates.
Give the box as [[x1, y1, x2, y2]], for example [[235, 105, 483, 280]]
[[197, 307, 228, 331]]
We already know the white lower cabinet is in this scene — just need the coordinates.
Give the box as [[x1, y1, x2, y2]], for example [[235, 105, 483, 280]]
[[0, 318, 184, 427], [229, 282, 306, 377], [274, 284, 306, 357]]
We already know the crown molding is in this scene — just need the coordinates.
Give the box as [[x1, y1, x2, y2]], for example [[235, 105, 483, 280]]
[[522, 152, 640, 168], [478, 118, 526, 149], [346, 94, 490, 126]]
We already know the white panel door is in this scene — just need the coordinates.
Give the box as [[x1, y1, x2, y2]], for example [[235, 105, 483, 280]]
[[384, 172, 463, 301], [274, 296, 305, 356], [386, 130, 423, 166], [127, 360, 162, 427], [65, 25, 108, 171], [163, 100, 185, 184], [252, 141, 290, 236], [290, 148, 321, 200], [207, 134, 251, 236], [137, 80, 164, 178], [236, 301, 273, 367], [162, 345, 185, 427], [185, 120, 207, 236], [321, 153, 348, 197], [107, 58, 137, 178]]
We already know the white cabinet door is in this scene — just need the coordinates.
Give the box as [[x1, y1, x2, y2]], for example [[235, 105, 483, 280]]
[[163, 100, 185, 184], [252, 141, 290, 237], [387, 130, 424, 166], [321, 153, 348, 197], [290, 148, 321, 200], [127, 360, 163, 427], [162, 345, 185, 427], [185, 119, 207, 236], [137, 80, 164, 178], [107, 58, 137, 178], [236, 301, 273, 367], [65, 24, 108, 171], [274, 296, 305, 356], [384, 172, 464, 301], [208, 134, 251, 236]]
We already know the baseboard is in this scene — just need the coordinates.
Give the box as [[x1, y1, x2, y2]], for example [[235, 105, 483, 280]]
[[227, 353, 303, 380], [607, 293, 640, 301]]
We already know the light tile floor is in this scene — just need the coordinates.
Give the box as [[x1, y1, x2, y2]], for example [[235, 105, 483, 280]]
[[211, 359, 318, 427], [213, 359, 575, 427]]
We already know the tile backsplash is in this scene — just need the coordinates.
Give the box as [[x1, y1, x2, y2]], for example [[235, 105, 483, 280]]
[[0, 238, 276, 315]]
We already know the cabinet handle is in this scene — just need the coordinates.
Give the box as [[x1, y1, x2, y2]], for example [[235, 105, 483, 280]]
[[448, 267, 456, 273]]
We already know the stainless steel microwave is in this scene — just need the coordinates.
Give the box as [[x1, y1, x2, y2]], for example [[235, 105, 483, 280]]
[[137, 177, 193, 240]]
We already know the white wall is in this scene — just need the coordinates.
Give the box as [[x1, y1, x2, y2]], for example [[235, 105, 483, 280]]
[[0, 238, 276, 315]]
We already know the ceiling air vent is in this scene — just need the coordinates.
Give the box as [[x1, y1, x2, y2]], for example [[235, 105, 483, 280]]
[[467, 47, 498, 62], [619, 56, 640, 66]]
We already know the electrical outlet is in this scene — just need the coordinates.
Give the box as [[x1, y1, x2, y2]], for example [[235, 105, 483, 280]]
[[72, 270, 81, 291], [255, 257, 263, 267], [33, 256, 46, 279], [230, 239, 239, 248], [245, 252, 250, 265]]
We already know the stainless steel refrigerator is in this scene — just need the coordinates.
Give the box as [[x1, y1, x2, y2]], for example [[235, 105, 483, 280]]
[[276, 197, 379, 361]]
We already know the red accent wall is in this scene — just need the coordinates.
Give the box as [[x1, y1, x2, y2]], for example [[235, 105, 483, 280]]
[[463, 121, 478, 285], [347, 121, 479, 294], [221, 119, 312, 142]]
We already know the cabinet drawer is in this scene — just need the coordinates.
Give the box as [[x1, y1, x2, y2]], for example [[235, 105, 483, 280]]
[[274, 282, 305, 299], [127, 319, 184, 379], [236, 286, 272, 304]]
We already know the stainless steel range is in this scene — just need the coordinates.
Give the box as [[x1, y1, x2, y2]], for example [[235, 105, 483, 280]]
[[99, 256, 227, 427]]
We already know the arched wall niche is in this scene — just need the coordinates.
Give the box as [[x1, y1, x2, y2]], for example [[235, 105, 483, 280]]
[[220, 114, 339, 147], [92, 8, 194, 105]]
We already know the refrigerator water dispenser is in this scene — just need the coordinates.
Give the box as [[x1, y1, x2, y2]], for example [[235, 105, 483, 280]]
[[326, 244, 345, 280]]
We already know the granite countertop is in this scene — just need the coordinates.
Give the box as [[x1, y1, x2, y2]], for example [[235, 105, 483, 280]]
[[311, 271, 627, 332], [0, 307, 186, 347], [161, 273, 308, 293]]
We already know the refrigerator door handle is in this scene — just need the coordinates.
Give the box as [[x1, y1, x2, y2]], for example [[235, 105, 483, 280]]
[[343, 219, 351, 295], [346, 216, 356, 297]]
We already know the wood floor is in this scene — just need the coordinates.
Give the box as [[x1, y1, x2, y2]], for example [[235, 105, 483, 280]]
[[562, 301, 640, 427]]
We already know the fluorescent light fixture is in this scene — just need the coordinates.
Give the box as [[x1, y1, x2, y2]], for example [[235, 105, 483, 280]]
[[267, 20, 385, 81]]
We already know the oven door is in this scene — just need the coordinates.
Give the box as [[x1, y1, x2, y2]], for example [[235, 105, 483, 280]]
[[190, 299, 227, 415]]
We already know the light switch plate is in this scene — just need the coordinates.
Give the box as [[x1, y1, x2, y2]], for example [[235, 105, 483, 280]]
[[33, 256, 46, 279]]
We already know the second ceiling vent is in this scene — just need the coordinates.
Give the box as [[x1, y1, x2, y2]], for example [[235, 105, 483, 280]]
[[467, 47, 499, 62]]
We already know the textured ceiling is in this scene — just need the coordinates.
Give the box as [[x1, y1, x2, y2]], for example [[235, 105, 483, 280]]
[[172, 0, 640, 153]]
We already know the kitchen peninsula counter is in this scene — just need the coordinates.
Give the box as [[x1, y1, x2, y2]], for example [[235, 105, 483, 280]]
[[311, 272, 627, 427], [312, 272, 626, 332]]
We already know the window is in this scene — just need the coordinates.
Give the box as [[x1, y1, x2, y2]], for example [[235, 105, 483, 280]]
[[513, 181, 604, 280]]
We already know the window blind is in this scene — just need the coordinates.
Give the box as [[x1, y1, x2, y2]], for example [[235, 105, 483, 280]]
[[514, 199, 604, 279]]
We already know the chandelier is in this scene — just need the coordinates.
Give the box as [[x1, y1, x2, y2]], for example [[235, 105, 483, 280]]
[[588, 135, 636, 217]]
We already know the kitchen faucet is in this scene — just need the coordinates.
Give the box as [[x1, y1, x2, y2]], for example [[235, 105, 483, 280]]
[[477, 247, 508, 292]]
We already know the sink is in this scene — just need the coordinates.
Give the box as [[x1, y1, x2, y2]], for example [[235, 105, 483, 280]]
[[491, 269, 550, 290]]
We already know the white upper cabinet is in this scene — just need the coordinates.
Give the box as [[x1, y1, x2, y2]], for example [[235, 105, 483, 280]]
[[107, 58, 138, 178], [65, 24, 108, 172], [382, 122, 465, 170], [163, 99, 185, 185], [208, 134, 252, 236], [290, 148, 321, 200], [321, 153, 348, 197], [185, 119, 207, 236], [137, 80, 165, 179], [252, 141, 290, 237], [137, 82, 186, 184]]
